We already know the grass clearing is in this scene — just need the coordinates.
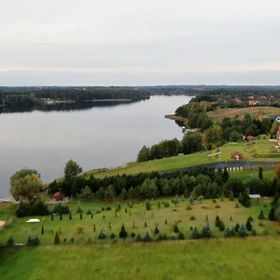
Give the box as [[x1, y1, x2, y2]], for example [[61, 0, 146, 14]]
[[207, 106, 280, 121], [88, 139, 280, 178]]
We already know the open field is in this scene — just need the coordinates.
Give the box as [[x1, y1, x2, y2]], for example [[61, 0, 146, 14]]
[[88, 139, 280, 178], [0, 198, 278, 246], [0, 237, 280, 280], [207, 106, 280, 121]]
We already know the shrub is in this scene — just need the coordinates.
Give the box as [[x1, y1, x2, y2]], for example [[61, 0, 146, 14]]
[[189, 215, 196, 221], [27, 236, 40, 246], [258, 209, 266, 220], [234, 223, 240, 232], [145, 200, 152, 210], [215, 216, 225, 231], [69, 212, 72, 220], [201, 226, 212, 239], [163, 201, 170, 208], [76, 205, 83, 214], [237, 224, 247, 237], [144, 221, 148, 227], [119, 224, 128, 239], [186, 205, 192, 210], [143, 232, 152, 242], [154, 226, 160, 235], [173, 224, 179, 233], [6, 237, 15, 247], [135, 233, 142, 242], [86, 209, 92, 215], [178, 232, 185, 240], [110, 233, 116, 239], [52, 204, 70, 215], [80, 213, 83, 220], [76, 225, 84, 234], [215, 204, 221, 209], [98, 230, 107, 240], [224, 228, 234, 238], [41, 226, 44, 235], [54, 232, 60, 245], [191, 227, 200, 239], [130, 232, 136, 238], [16, 200, 49, 217], [246, 218, 253, 231]]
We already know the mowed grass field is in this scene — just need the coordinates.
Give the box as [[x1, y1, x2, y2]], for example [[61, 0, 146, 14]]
[[88, 139, 280, 178], [1, 237, 280, 280], [207, 106, 280, 121]]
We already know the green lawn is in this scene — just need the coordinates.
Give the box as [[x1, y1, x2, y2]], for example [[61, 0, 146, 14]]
[[1, 237, 280, 280], [88, 139, 280, 178]]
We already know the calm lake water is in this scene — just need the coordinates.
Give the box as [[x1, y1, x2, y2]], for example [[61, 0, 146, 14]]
[[0, 95, 192, 198]]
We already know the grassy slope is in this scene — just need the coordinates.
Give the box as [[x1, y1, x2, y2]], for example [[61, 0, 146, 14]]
[[207, 106, 280, 121], [0, 198, 277, 245], [88, 139, 280, 178], [1, 237, 280, 280]]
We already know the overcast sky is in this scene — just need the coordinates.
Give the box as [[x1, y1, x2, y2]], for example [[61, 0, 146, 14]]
[[0, 0, 280, 86]]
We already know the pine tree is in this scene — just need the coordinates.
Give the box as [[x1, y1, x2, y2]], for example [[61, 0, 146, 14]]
[[191, 227, 200, 239], [246, 217, 252, 231], [258, 167, 263, 180], [119, 224, 128, 239], [69, 212, 72, 220], [41, 225, 44, 235], [54, 232, 60, 245], [258, 209, 265, 220], [154, 225, 160, 235], [173, 223, 179, 233], [144, 221, 147, 227], [80, 213, 83, 220], [237, 224, 247, 237]]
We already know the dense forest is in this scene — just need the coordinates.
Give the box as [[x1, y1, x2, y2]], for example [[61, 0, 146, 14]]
[[1, 85, 280, 113]]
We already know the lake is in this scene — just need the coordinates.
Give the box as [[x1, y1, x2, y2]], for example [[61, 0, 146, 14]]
[[0, 95, 192, 198]]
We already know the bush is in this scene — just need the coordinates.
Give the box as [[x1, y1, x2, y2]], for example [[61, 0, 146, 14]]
[[52, 204, 70, 215], [98, 230, 107, 239], [191, 227, 201, 239], [135, 233, 142, 242], [16, 200, 49, 217], [145, 200, 152, 210], [110, 233, 116, 239], [224, 228, 234, 238], [76, 225, 84, 234], [186, 205, 192, 210], [189, 215, 196, 221], [154, 226, 160, 235], [86, 209, 92, 215], [178, 232, 185, 240], [142, 232, 152, 242], [201, 225, 212, 239], [173, 224, 179, 233], [163, 201, 170, 208], [26, 236, 40, 246], [246, 217, 253, 231], [258, 209, 266, 220], [76, 205, 83, 214], [237, 224, 247, 237]]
